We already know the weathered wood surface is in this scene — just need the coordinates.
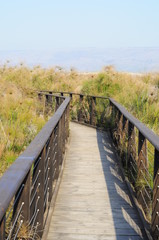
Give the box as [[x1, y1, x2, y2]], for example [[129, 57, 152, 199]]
[[46, 123, 147, 240]]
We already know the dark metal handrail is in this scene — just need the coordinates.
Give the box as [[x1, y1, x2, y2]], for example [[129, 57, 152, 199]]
[[110, 98, 159, 151], [39, 90, 109, 100], [0, 94, 70, 239]]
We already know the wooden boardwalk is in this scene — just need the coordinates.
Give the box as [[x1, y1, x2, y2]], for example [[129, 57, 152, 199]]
[[46, 123, 147, 240]]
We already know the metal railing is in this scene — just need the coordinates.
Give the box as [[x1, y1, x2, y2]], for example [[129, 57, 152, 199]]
[[0, 93, 70, 239], [40, 91, 159, 239], [39, 91, 110, 128], [1, 89, 159, 239], [110, 98, 159, 239]]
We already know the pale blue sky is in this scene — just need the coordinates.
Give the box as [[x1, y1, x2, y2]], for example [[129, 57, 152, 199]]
[[0, 0, 159, 50]]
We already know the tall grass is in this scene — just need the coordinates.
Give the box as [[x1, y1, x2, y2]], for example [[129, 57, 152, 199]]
[[0, 64, 92, 175], [0, 63, 159, 176], [81, 69, 159, 134]]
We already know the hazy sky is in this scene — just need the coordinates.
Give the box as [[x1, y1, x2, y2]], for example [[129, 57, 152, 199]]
[[0, 0, 159, 50]]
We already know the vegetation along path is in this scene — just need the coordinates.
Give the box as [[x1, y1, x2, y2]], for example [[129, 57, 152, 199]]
[[46, 122, 147, 240]]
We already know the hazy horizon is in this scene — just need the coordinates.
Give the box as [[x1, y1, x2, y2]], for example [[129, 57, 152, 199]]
[[1, 47, 159, 73]]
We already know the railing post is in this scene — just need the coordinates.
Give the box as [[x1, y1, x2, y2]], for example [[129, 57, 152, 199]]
[[59, 118, 63, 165], [48, 92, 53, 105], [117, 112, 123, 155], [127, 122, 136, 161], [138, 131, 148, 175], [38, 92, 43, 101], [0, 216, 5, 240], [48, 132, 54, 203], [78, 95, 83, 122], [38, 92, 42, 101], [55, 122, 61, 179], [36, 147, 45, 237], [55, 97, 60, 111], [69, 93, 73, 118], [60, 93, 64, 105], [115, 107, 119, 128], [121, 116, 128, 166], [38, 92, 44, 115], [66, 104, 70, 139], [46, 92, 53, 105], [127, 122, 137, 183], [112, 107, 119, 145], [61, 112, 65, 154], [110, 103, 115, 137], [45, 95, 49, 104], [137, 131, 149, 211], [45, 94, 53, 114], [20, 171, 31, 223], [152, 149, 159, 239], [12, 171, 31, 238], [90, 97, 96, 126]]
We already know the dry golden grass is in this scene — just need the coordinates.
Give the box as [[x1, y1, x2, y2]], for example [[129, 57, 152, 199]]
[[0, 63, 159, 176]]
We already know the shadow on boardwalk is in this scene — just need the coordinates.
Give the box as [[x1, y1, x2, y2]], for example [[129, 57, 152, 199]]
[[96, 130, 147, 240]]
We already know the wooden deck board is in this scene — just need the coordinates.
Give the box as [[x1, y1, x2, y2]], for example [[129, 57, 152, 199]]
[[46, 123, 147, 240]]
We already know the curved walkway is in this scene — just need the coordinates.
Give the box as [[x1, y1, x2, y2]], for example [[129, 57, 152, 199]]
[[46, 123, 147, 240]]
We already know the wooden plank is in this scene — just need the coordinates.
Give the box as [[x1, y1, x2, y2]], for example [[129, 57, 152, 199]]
[[47, 233, 144, 240], [48, 225, 143, 236]]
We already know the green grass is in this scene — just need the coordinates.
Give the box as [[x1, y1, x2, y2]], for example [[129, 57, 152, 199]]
[[81, 70, 159, 134]]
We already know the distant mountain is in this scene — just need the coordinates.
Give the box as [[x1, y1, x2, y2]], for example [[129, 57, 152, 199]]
[[0, 48, 159, 73]]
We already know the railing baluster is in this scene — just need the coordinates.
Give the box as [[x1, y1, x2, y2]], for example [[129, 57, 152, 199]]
[[49, 91, 53, 102], [128, 122, 136, 160], [121, 116, 128, 167], [137, 131, 149, 212], [69, 93, 73, 116], [65, 104, 70, 140], [67, 105, 69, 139], [62, 111, 65, 154], [45, 93, 53, 114], [22, 171, 31, 224], [127, 122, 136, 179], [48, 132, 54, 202], [90, 96, 96, 126], [55, 123, 60, 179], [0, 216, 5, 240], [114, 107, 119, 144], [138, 131, 148, 175], [78, 94, 83, 122], [55, 96, 60, 111], [11, 171, 31, 238], [152, 149, 159, 239], [110, 103, 115, 138], [38, 92, 43, 101], [60, 93, 64, 105], [59, 117, 63, 165], [117, 112, 123, 155], [36, 147, 45, 237]]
